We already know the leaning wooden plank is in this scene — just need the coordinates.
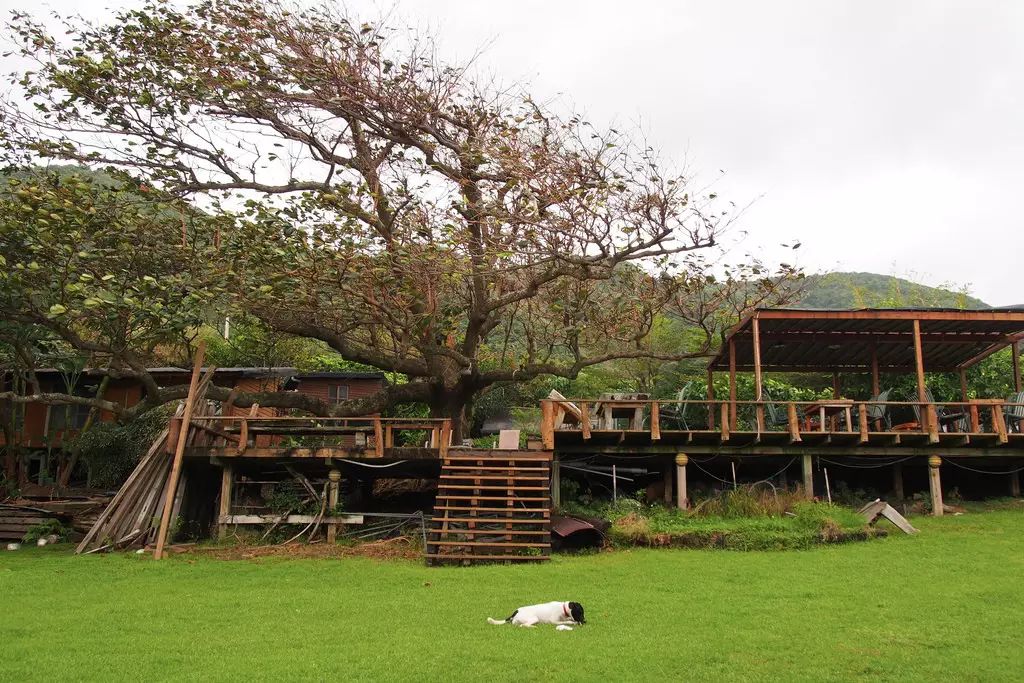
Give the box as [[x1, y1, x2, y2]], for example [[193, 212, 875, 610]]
[[154, 342, 207, 560], [75, 421, 174, 553]]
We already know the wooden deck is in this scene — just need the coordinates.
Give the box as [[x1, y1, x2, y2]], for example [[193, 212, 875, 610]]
[[543, 399, 1024, 458]]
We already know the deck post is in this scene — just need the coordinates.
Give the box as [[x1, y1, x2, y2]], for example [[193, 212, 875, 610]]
[[327, 469, 341, 543], [752, 317, 765, 432], [801, 454, 814, 500], [892, 462, 904, 501], [217, 462, 233, 540], [540, 401, 555, 450], [728, 338, 737, 431], [675, 454, 689, 510], [1010, 469, 1021, 498], [912, 319, 927, 405], [551, 460, 561, 510], [871, 345, 882, 430], [928, 456, 943, 516], [832, 372, 841, 399], [706, 369, 716, 430], [1013, 342, 1022, 393], [663, 464, 673, 504]]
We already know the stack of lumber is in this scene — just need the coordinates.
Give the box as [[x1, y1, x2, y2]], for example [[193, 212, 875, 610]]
[[76, 392, 215, 554], [0, 504, 62, 542], [9, 498, 111, 537]]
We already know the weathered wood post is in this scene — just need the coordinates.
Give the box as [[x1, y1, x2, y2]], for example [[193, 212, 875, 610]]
[[217, 463, 233, 540], [928, 455, 943, 517], [1010, 470, 1021, 498], [892, 462, 904, 501], [550, 460, 561, 510], [663, 464, 673, 505], [802, 454, 814, 500], [326, 469, 341, 543], [675, 453, 689, 510]]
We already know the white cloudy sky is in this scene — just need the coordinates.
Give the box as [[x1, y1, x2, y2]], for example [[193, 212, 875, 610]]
[[5, 0, 1022, 304]]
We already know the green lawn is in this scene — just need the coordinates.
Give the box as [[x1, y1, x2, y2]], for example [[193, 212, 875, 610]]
[[2, 508, 1023, 682]]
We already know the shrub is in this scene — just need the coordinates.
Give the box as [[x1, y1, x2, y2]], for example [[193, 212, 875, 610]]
[[74, 403, 176, 489], [23, 518, 69, 544]]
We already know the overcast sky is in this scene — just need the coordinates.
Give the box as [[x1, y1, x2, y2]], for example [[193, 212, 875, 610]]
[[5, 0, 1022, 304]]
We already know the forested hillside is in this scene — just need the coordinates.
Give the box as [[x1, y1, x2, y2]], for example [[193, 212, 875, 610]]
[[796, 272, 987, 309]]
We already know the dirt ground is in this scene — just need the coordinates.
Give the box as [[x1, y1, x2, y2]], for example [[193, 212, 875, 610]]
[[185, 536, 422, 561]]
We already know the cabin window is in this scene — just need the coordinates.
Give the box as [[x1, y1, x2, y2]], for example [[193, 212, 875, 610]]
[[48, 403, 91, 432], [328, 384, 350, 403]]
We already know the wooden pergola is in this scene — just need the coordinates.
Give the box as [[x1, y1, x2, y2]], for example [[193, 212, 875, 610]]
[[707, 308, 1024, 429]]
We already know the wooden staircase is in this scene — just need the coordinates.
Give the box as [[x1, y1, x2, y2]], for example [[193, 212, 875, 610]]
[[426, 450, 552, 565]]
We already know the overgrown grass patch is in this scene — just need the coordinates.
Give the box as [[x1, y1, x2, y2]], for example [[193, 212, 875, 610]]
[[567, 485, 875, 550], [1, 507, 1022, 681]]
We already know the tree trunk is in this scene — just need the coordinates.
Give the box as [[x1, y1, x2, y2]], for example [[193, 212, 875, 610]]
[[429, 390, 473, 446]]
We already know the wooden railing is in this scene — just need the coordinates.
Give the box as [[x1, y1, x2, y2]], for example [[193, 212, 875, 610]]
[[167, 415, 453, 457], [540, 398, 1024, 449]]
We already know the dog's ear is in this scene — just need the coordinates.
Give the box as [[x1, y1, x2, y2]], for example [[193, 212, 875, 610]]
[[569, 602, 586, 624]]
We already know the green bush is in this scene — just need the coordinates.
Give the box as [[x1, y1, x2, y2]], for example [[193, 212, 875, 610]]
[[23, 518, 69, 543], [73, 403, 176, 489]]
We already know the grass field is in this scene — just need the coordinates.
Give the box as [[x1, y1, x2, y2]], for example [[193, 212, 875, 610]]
[[2, 507, 1023, 682]]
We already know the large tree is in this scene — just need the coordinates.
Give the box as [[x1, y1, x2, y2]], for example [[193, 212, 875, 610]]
[[2, 1, 799, 438]]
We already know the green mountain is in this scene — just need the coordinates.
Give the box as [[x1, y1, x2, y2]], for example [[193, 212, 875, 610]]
[[795, 272, 988, 310]]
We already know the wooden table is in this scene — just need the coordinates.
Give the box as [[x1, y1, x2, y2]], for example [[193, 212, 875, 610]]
[[803, 400, 854, 432], [595, 393, 649, 430]]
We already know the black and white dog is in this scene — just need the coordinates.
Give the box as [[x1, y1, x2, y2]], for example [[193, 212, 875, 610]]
[[487, 601, 586, 627]]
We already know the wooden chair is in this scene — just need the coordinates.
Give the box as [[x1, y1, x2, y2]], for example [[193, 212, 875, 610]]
[[858, 389, 892, 430], [657, 382, 693, 430], [762, 390, 791, 431], [1004, 391, 1024, 433]]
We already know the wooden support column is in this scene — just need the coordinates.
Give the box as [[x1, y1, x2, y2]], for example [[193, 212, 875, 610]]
[[728, 337, 737, 432], [959, 369, 969, 403], [870, 344, 881, 397], [912, 319, 927, 404], [752, 317, 765, 432], [551, 460, 561, 510], [928, 455, 943, 517], [706, 369, 716, 430], [154, 340, 206, 560], [1009, 469, 1021, 498], [832, 372, 841, 399], [217, 462, 233, 540], [892, 462, 904, 501], [801, 454, 814, 500], [675, 454, 689, 510], [871, 345, 882, 430], [326, 469, 341, 543], [663, 465, 673, 504], [1013, 341, 1022, 393], [540, 401, 555, 450]]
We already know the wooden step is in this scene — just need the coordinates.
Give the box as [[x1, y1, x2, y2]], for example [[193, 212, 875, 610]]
[[425, 554, 550, 562], [431, 540, 551, 548], [433, 506, 550, 513], [443, 454, 550, 462], [427, 528, 550, 536], [435, 495, 548, 502], [437, 484, 550, 491], [442, 466, 548, 472], [439, 474, 548, 481], [431, 517, 549, 524]]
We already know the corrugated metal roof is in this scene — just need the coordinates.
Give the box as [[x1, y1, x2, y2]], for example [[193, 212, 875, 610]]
[[709, 307, 1024, 372]]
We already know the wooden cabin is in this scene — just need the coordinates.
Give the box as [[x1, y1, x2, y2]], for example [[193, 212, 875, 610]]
[[1, 367, 386, 450]]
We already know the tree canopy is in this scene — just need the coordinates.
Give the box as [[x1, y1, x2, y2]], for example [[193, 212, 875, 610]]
[[1, 1, 799, 437]]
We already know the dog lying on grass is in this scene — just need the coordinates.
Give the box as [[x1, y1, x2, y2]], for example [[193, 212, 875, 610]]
[[487, 601, 586, 628]]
